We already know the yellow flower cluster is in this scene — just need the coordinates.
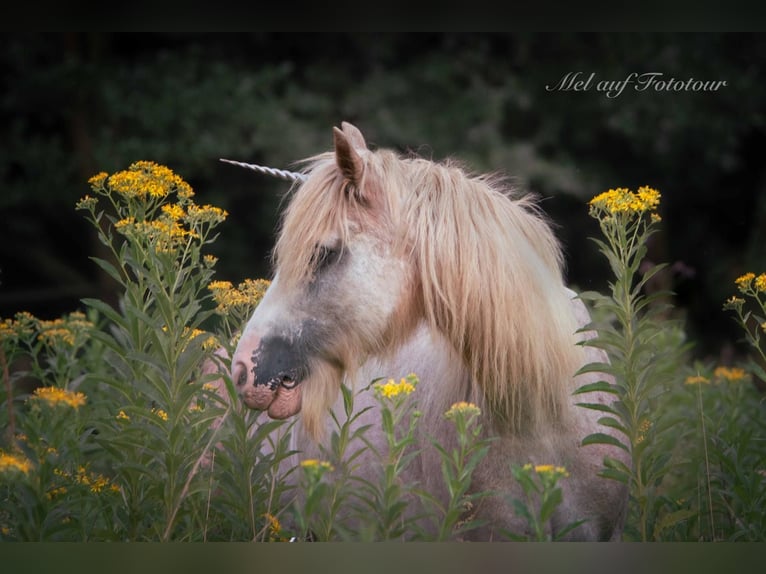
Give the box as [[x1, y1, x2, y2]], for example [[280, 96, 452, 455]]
[[185, 203, 229, 226], [374, 375, 417, 399], [208, 279, 271, 314], [98, 161, 194, 201], [685, 367, 747, 386], [117, 406, 167, 422], [116, 217, 201, 252], [46, 486, 68, 500], [523, 463, 570, 478], [444, 401, 482, 420], [54, 466, 120, 494], [30, 386, 87, 409], [36, 312, 93, 347], [735, 272, 766, 294], [0, 451, 33, 475], [713, 366, 747, 382], [152, 408, 169, 421], [300, 459, 334, 471], [635, 418, 653, 444], [81, 162, 232, 262], [161, 203, 185, 220], [3, 311, 93, 348], [684, 374, 710, 385], [589, 186, 661, 216], [168, 326, 219, 352], [0, 311, 37, 343]]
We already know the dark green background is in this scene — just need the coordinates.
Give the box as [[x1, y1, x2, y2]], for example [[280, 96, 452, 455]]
[[2, 33, 764, 358]]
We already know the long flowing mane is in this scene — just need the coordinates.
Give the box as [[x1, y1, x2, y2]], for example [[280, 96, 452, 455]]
[[274, 145, 584, 436]]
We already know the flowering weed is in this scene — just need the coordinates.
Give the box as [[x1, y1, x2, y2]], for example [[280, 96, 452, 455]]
[[2, 166, 765, 541]]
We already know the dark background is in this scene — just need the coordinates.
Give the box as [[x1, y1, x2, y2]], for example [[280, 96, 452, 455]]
[[2, 33, 764, 359]]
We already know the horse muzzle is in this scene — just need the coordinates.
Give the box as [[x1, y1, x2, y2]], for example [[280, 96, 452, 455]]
[[232, 333, 308, 419]]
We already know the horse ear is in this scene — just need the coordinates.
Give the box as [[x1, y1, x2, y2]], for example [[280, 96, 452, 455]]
[[333, 126, 365, 186], [340, 121, 368, 151]]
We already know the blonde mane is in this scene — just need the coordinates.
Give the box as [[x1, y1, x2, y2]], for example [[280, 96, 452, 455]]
[[274, 146, 584, 436]]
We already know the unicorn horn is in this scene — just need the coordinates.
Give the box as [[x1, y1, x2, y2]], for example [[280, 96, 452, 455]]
[[219, 158, 307, 183]]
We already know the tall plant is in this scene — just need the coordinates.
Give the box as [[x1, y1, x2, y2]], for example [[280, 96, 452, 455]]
[[576, 187, 690, 541]]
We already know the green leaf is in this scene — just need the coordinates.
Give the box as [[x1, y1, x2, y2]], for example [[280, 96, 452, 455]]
[[89, 256, 126, 285], [81, 297, 126, 329], [573, 380, 618, 395], [554, 519, 589, 541], [598, 468, 629, 484], [575, 402, 619, 416], [747, 359, 766, 383], [603, 455, 632, 475], [597, 416, 628, 435], [582, 432, 629, 452], [540, 488, 563, 523]]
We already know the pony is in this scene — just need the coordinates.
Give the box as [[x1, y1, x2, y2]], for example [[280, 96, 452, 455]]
[[229, 122, 628, 540]]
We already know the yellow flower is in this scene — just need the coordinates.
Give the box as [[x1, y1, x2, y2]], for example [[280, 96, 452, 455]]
[[36, 315, 91, 348], [64, 465, 119, 494], [37, 327, 75, 347], [300, 459, 334, 471], [636, 419, 652, 444], [533, 464, 569, 477], [444, 401, 482, 420], [208, 280, 233, 291], [76, 194, 98, 210], [152, 408, 169, 421], [735, 272, 756, 292], [374, 375, 417, 399], [636, 186, 661, 210], [88, 172, 108, 189], [161, 203, 186, 221], [684, 375, 710, 385], [589, 186, 661, 216], [263, 513, 284, 541], [31, 387, 87, 409], [185, 204, 228, 225], [0, 451, 33, 475], [46, 486, 68, 500], [115, 216, 136, 231], [202, 335, 219, 351], [107, 161, 189, 200], [208, 278, 270, 314], [755, 273, 766, 293], [713, 366, 747, 382], [116, 410, 130, 421]]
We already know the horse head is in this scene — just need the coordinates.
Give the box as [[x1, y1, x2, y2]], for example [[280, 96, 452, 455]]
[[231, 122, 420, 437]]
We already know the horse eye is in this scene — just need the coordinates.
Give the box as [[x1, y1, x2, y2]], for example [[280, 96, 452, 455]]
[[313, 245, 341, 270]]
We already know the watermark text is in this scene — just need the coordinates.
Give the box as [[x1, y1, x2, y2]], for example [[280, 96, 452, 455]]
[[546, 72, 727, 98]]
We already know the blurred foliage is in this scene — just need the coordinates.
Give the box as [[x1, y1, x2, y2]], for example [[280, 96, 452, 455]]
[[2, 32, 765, 357]]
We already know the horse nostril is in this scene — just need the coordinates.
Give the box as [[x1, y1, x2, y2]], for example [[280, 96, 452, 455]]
[[280, 374, 297, 389]]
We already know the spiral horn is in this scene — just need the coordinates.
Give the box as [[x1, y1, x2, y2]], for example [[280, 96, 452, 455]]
[[219, 159, 307, 183]]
